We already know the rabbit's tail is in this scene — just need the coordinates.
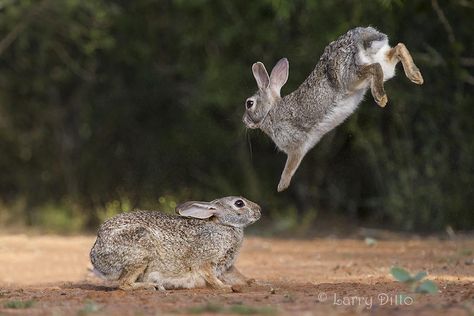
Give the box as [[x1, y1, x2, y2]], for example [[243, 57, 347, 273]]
[[92, 267, 105, 278], [95, 267, 122, 280], [88, 266, 122, 283]]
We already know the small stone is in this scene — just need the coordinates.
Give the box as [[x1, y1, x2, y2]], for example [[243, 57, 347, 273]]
[[246, 278, 256, 285]]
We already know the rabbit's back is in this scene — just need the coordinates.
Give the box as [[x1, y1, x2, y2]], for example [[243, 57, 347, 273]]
[[263, 27, 391, 153], [90, 211, 170, 280], [90, 210, 243, 282]]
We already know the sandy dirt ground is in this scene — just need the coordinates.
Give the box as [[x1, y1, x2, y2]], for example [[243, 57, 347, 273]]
[[0, 234, 473, 315]]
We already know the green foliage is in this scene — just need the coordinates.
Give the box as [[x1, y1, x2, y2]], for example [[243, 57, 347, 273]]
[[188, 303, 224, 314], [157, 195, 179, 214], [458, 249, 473, 257], [390, 266, 439, 294], [77, 300, 102, 315], [413, 271, 428, 282], [390, 267, 413, 283], [228, 304, 277, 315], [0, 0, 472, 231], [96, 198, 131, 223], [416, 280, 438, 294], [35, 203, 85, 233], [3, 300, 34, 309], [187, 303, 277, 315]]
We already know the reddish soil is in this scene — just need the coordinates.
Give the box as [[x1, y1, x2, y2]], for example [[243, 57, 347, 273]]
[[0, 234, 473, 315]]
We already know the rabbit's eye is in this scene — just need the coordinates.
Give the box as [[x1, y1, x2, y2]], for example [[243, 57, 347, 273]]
[[234, 200, 245, 208], [246, 99, 254, 109]]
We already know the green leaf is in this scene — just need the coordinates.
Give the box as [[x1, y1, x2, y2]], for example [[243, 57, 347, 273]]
[[3, 300, 34, 309], [413, 271, 427, 281], [390, 267, 413, 283], [416, 280, 438, 294]]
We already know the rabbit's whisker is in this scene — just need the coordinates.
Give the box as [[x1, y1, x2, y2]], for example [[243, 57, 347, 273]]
[[246, 129, 253, 161]]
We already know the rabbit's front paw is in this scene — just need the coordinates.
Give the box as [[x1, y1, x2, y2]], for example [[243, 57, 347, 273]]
[[277, 177, 291, 192], [375, 94, 388, 108], [219, 284, 233, 293], [119, 282, 158, 291]]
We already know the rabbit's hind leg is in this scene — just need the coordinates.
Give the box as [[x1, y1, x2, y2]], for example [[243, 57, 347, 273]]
[[358, 63, 388, 107], [387, 43, 424, 85], [118, 263, 157, 291], [219, 266, 253, 286]]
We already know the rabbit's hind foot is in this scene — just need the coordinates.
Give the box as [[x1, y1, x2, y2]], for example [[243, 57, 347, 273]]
[[358, 63, 388, 107], [387, 43, 424, 85], [219, 266, 250, 286], [406, 65, 424, 85]]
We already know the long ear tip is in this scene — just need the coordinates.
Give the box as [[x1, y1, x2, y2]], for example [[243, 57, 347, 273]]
[[252, 61, 264, 69], [175, 204, 186, 214], [279, 58, 289, 67]]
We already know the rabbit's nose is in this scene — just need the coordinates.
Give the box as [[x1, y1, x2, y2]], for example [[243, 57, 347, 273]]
[[254, 209, 261, 220], [243, 115, 258, 129]]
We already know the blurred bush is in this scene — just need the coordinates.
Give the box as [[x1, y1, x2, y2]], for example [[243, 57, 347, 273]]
[[0, 0, 472, 232]]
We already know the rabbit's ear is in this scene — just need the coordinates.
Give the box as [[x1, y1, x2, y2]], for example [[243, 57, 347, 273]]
[[176, 201, 217, 219], [269, 58, 289, 96], [252, 62, 270, 90]]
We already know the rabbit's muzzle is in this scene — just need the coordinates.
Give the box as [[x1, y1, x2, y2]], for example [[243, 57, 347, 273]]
[[242, 114, 259, 129], [249, 207, 261, 224]]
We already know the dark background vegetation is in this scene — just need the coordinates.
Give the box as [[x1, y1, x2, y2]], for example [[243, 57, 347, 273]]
[[0, 0, 472, 233]]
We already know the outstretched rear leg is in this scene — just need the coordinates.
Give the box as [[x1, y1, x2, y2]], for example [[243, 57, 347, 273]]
[[387, 43, 424, 85]]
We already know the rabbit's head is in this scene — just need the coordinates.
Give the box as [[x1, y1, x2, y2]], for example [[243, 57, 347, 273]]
[[243, 58, 289, 129], [176, 196, 261, 228]]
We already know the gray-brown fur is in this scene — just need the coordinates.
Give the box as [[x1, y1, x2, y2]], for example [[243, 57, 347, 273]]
[[90, 196, 261, 290], [242, 27, 423, 192]]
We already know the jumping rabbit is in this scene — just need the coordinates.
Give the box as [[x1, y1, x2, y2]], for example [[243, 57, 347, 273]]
[[90, 196, 261, 291], [242, 26, 423, 192]]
